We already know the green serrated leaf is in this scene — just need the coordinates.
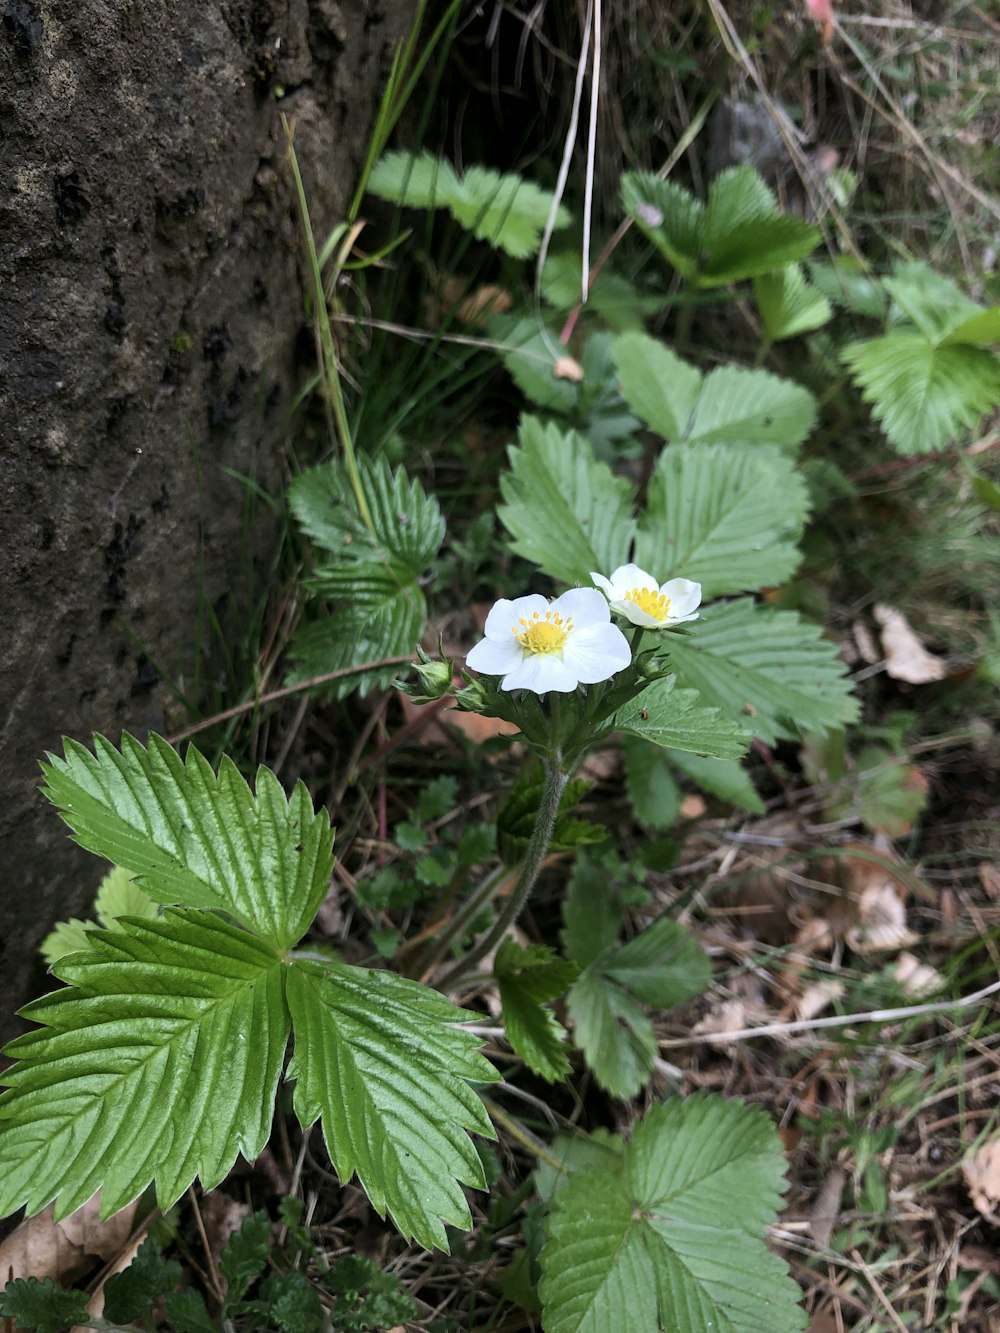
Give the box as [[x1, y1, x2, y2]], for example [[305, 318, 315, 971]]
[[541, 251, 664, 330], [567, 916, 708, 1099], [809, 257, 888, 319], [622, 166, 819, 289], [39, 917, 94, 967], [366, 150, 460, 210], [561, 852, 624, 969], [491, 314, 578, 412], [220, 1209, 272, 1303], [566, 965, 655, 1100], [621, 735, 682, 830], [164, 1286, 219, 1333], [533, 1127, 625, 1204], [539, 1097, 806, 1333], [40, 735, 333, 951], [972, 470, 1000, 512], [754, 263, 832, 341], [367, 152, 568, 257], [498, 417, 636, 586], [495, 941, 579, 1082], [662, 600, 858, 745], [497, 768, 605, 867], [614, 331, 817, 449], [635, 442, 811, 596], [289, 454, 444, 582], [0, 910, 288, 1220], [841, 332, 1000, 455], [613, 677, 750, 760], [254, 1269, 325, 1333], [285, 958, 498, 1250], [604, 915, 710, 1007], [884, 261, 981, 341], [104, 1236, 181, 1323], [667, 749, 765, 814], [0, 1277, 91, 1333]]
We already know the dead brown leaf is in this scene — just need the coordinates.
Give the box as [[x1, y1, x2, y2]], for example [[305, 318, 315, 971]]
[[0, 1195, 137, 1290], [809, 1164, 847, 1249], [979, 861, 1000, 901], [963, 1132, 1000, 1222], [873, 604, 947, 684]]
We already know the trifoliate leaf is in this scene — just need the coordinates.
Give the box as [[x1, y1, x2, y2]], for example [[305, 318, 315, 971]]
[[40, 734, 333, 952], [495, 941, 579, 1082], [635, 442, 811, 596], [0, 910, 288, 1220], [498, 416, 636, 586], [539, 1097, 806, 1333], [0, 1277, 90, 1333], [614, 331, 817, 449], [367, 151, 569, 257], [621, 734, 682, 830], [165, 1288, 218, 1333], [754, 263, 832, 341], [662, 600, 858, 744], [841, 332, 1000, 455], [285, 958, 498, 1250], [566, 916, 709, 1099], [667, 748, 765, 815], [623, 166, 820, 288], [612, 677, 750, 760]]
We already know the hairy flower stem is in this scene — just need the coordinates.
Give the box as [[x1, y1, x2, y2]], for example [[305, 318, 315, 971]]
[[436, 760, 569, 991]]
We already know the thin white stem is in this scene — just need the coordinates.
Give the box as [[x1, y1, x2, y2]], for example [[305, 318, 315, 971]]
[[659, 978, 1000, 1048]]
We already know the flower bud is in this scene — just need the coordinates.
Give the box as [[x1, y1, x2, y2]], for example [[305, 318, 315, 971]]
[[394, 645, 454, 703]]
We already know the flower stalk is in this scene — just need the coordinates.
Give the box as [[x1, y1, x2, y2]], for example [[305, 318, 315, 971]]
[[437, 758, 569, 990]]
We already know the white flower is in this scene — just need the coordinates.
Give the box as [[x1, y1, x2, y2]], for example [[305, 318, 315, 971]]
[[591, 563, 701, 629], [465, 588, 631, 693]]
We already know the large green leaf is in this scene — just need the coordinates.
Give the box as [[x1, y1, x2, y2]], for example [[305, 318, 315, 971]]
[[40, 735, 333, 951], [285, 958, 498, 1250], [667, 749, 765, 815], [635, 443, 811, 596], [498, 416, 636, 585], [566, 916, 709, 1100], [539, 1098, 806, 1333], [614, 332, 817, 449], [367, 151, 569, 258], [662, 601, 858, 744], [0, 911, 288, 1219], [612, 678, 750, 760], [622, 166, 820, 289], [41, 866, 158, 966], [841, 332, 1000, 455], [495, 941, 578, 1083]]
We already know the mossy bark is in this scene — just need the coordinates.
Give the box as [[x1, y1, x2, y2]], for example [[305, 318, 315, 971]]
[[0, 0, 415, 1039]]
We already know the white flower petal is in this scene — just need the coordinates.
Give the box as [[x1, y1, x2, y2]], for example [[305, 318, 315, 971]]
[[484, 594, 548, 639], [607, 563, 656, 597], [610, 599, 664, 629], [660, 578, 702, 622], [590, 571, 615, 598], [563, 622, 631, 682], [550, 585, 611, 624], [466, 636, 524, 675], [502, 653, 578, 693]]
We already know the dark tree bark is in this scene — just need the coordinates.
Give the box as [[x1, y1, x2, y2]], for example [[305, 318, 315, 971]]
[[0, 0, 415, 1038]]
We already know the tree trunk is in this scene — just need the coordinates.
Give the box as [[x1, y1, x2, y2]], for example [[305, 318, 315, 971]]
[[0, 0, 415, 1039]]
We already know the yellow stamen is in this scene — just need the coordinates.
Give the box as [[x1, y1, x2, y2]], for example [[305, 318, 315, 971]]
[[625, 586, 671, 622], [512, 609, 573, 655]]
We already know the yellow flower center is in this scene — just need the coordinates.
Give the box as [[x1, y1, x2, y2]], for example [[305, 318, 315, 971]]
[[625, 586, 671, 622], [512, 610, 573, 655]]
